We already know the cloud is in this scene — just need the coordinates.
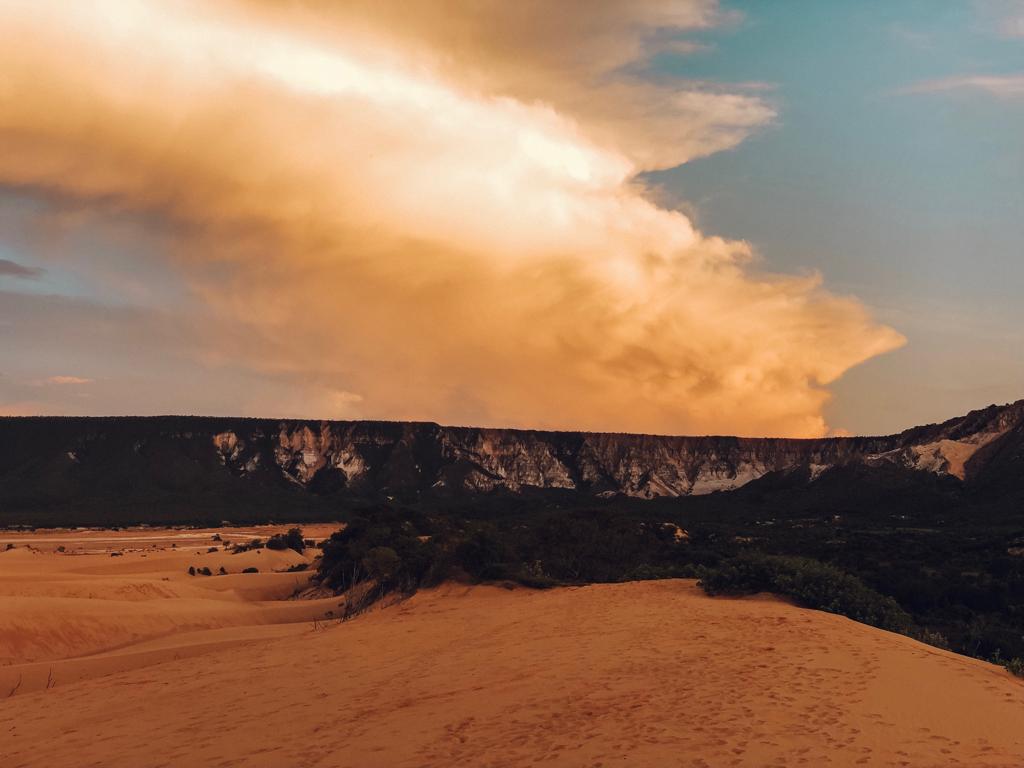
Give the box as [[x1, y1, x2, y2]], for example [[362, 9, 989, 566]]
[[0, 257, 44, 279], [41, 376, 93, 386], [0, 288, 368, 419], [907, 74, 1024, 99], [976, 0, 1024, 37], [907, 2, 1024, 101], [1003, 13, 1024, 37], [0, 0, 904, 437], [239, 0, 770, 170]]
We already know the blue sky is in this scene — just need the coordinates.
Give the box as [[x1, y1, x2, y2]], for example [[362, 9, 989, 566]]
[[647, 0, 1024, 432]]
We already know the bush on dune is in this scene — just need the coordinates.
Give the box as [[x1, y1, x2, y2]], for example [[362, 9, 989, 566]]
[[266, 527, 306, 552], [1005, 657, 1024, 678], [231, 538, 264, 553], [698, 552, 914, 634], [317, 509, 443, 595]]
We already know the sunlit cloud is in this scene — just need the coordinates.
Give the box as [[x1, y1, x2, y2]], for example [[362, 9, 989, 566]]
[[0, 0, 905, 436], [907, 74, 1024, 99], [38, 376, 94, 386]]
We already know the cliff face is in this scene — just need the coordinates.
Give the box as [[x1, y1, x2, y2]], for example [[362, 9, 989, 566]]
[[199, 399, 1024, 499], [222, 423, 869, 499], [1, 400, 1021, 523]]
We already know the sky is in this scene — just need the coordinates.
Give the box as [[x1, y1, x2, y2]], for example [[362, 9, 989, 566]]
[[0, 0, 1020, 437]]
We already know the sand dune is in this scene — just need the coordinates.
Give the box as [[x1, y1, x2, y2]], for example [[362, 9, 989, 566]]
[[0, 526, 343, 669], [2, 541, 1023, 767]]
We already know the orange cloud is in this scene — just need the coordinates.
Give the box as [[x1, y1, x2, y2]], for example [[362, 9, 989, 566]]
[[40, 376, 94, 386], [235, 0, 772, 170], [0, 0, 904, 436]]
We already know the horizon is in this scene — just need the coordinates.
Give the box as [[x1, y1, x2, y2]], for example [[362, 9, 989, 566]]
[[1, 393, 1021, 441]]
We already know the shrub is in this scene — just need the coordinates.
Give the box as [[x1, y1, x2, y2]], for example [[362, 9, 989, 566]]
[[218, 566, 227, 575], [317, 508, 443, 595], [267, 528, 305, 552], [242, 567, 259, 574], [508, 571, 561, 589], [198, 566, 213, 576], [188, 566, 196, 576], [207, 547, 218, 553], [454, 529, 511, 580], [283, 528, 305, 552], [915, 628, 951, 650], [1006, 657, 1024, 678], [362, 546, 401, 581], [498, 510, 675, 584], [699, 553, 914, 634]]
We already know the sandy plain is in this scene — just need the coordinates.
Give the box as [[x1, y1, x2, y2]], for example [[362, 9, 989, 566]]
[[1, 528, 1024, 767]]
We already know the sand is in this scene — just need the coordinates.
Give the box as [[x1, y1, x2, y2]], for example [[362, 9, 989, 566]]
[[0, 525, 343, 671], [2, 538, 1024, 767]]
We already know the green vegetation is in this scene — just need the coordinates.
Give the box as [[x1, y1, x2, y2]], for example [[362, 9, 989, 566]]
[[266, 528, 305, 552], [314, 496, 1024, 671], [318, 510, 443, 594], [696, 553, 913, 634], [232, 538, 264, 553]]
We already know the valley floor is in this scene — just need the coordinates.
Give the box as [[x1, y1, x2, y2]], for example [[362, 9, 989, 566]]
[[1, 533, 1024, 767]]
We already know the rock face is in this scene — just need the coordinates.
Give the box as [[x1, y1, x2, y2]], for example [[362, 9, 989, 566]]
[[203, 399, 1024, 499], [1, 401, 1022, 516]]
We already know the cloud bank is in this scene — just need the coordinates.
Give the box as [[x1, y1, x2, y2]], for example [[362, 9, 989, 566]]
[[0, 0, 904, 436]]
